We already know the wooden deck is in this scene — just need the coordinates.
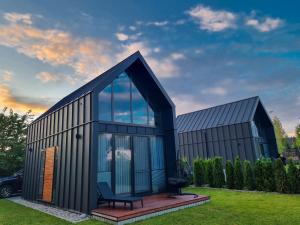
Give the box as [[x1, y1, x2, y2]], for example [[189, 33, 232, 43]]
[[92, 193, 210, 224]]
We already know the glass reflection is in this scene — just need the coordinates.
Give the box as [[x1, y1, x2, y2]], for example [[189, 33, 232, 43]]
[[132, 84, 147, 124], [98, 84, 112, 121], [114, 73, 131, 123]]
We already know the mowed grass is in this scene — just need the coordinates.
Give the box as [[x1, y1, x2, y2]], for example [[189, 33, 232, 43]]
[[1, 188, 300, 225], [134, 187, 300, 225]]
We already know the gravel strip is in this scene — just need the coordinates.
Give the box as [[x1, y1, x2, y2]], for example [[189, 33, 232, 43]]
[[7, 196, 89, 223]]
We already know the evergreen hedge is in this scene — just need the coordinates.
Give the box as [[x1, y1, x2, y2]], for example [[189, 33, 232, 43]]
[[274, 158, 288, 193], [254, 159, 264, 191], [193, 158, 205, 186], [287, 159, 300, 194], [234, 157, 244, 189], [213, 157, 225, 188], [262, 159, 276, 192], [205, 159, 214, 187], [226, 160, 234, 189], [244, 160, 255, 190], [191, 157, 299, 195]]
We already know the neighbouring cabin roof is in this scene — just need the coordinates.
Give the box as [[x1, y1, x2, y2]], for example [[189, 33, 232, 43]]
[[36, 51, 174, 121], [176, 96, 265, 133]]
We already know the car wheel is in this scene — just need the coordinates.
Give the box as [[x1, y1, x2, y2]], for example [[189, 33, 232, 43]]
[[0, 185, 13, 198]]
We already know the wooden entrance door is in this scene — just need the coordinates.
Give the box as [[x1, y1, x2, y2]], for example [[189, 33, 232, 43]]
[[42, 147, 56, 202]]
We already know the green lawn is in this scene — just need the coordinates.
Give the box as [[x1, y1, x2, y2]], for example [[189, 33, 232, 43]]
[[1, 188, 300, 225]]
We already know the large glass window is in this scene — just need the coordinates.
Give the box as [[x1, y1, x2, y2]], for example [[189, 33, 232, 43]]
[[150, 136, 166, 192], [114, 73, 131, 123], [97, 72, 156, 126], [115, 135, 131, 194], [97, 134, 112, 187], [132, 84, 148, 124], [98, 85, 112, 121]]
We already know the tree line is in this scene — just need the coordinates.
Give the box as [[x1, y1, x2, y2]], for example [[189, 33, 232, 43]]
[[0, 108, 32, 176]]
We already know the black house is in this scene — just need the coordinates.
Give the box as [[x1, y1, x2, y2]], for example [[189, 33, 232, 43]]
[[22, 52, 178, 213], [176, 96, 278, 165]]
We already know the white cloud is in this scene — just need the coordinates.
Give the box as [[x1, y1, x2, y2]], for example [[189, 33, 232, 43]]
[[153, 47, 160, 53], [246, 17, 283, 32], [195, 48, 204, 54], [116, 42, 181, 78], [3, 12, 32, 25], [115, 32, 129, 41], [187, 5, 236, 32], [147, 20, 169, 26], [172, 94, 209, 115], [36, 71, 77, 85], [1, 70, 13, 82], [170, 52, 185, 60], [129, 26, 136, 31], [202, 86, 227, 95]]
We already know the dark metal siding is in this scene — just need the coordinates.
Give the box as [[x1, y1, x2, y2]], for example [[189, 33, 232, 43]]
[[22, 93, 92, 213], [177, 96, 278, 165]]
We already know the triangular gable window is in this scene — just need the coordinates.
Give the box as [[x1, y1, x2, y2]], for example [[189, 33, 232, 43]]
[[98, 72, 155, 126]]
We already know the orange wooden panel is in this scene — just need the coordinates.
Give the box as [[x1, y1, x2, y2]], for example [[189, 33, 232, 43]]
[[42, 147, 56, 202]]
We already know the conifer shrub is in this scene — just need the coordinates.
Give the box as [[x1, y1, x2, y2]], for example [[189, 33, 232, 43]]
[[234, 156, 244, 189], [205, 159, 214, 187], [274, 158, 288, 193], [194, 158, 205, 186], [225, 160, 234, 189], [243, 160, 255, 190], [254, 159, 264, 191], [213, 157, 225, 188], [262, 158, 276, 192], [287, 159, 300, 194]]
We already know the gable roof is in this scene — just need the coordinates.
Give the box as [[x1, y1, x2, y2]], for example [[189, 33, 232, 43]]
[[176, 96, 262, 133], [37, 51, 174, 120]]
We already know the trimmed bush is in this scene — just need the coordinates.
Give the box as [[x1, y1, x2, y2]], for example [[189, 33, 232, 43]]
[[194, 158, 205, 186], [254, 159, 264, 191], [262, 159, 275, 192], [244, 160, 255, 190], [234, 157, 244, 189], [287, 159, 300, 194], [205, 159, 214, 187], [213, 157, 225, 188], [226, 160, 234, 189], [274, 158, 288, 193]]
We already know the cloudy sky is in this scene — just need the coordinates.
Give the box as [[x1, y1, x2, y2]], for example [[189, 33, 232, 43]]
[[0, 0, 299, 135]]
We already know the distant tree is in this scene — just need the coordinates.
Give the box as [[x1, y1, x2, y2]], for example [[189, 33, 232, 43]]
[[273, 116, 288, 154], [244, 160, 255, 190], [234, 157, 243, 189], [274, 158, 288, 193], [0, 108, 32, 176], [294, 124, 300, 149], [212, 157, 225, 188], [225, 160, 234, 189]]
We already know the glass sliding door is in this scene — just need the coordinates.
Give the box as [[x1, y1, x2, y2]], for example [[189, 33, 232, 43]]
[[115, 135, 132, 194], [133, 136, 151, 193], [97, 134, 112, 187], [150, 136, 166, 193]]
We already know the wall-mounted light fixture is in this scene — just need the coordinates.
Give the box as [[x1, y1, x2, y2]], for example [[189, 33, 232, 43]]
[[76, 134, 82, 139]]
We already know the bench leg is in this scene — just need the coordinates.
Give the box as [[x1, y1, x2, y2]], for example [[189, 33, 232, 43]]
[[124, 202, 126, 207], [130, 202, 133, 210], [113, 201, 115, 208], [141, 200, 143, 208]]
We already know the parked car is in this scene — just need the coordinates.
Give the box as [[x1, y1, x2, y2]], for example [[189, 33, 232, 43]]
[[0, 169, 23, 198]]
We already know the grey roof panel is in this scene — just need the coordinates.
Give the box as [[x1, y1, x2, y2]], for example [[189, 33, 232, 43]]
[[177, 96, 260, 133]]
